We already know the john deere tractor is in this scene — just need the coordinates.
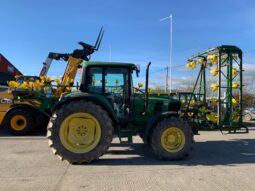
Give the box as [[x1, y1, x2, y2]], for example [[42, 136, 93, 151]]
[[47, 62, 193, 163]]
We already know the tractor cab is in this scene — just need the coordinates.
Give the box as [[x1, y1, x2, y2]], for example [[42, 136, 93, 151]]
[[80, 61, 138, 123]]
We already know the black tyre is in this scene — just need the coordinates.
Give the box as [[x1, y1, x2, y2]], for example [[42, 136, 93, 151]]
[[47, 100, 113, 164], [244, 114, 252, 121], [150, 117, 193, 160], [4, 108, 35, 135]]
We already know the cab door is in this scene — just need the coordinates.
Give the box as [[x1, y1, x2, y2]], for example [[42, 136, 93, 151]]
[[86, 66, 132, 124], [104, 67, 131, 123]]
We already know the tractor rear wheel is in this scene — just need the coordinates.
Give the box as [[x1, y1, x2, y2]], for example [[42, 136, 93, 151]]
[[5, 108, 35, 135], [47, 100, 113, 164], [149, 117, 192, 160]]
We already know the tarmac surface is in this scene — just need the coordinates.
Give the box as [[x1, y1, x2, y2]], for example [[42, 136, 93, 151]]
[[0, 122, 255, 191]]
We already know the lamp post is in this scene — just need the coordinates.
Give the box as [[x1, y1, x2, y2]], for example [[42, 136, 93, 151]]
[[160, 14, 173, 94]]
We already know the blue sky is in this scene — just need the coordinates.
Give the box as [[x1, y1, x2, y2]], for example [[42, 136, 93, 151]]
[[1, 0, 255, 88]]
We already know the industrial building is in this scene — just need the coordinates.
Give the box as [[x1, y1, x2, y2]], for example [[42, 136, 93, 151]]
[[0, 54, 22, 86]]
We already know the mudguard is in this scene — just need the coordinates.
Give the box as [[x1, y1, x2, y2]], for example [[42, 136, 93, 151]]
[[52, 94, 118, 124]]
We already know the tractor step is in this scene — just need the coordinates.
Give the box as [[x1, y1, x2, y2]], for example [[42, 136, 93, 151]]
[[118, 128, 135, 143], [118, 136, 133, 143], [119, 140, 132, 144]]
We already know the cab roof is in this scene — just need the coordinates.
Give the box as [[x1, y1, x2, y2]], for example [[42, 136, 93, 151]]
[[83, 61, 136, 68]]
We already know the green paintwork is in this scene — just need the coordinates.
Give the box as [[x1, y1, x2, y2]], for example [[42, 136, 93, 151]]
[[12, 91, 58, 114], [65, 91, 113, 109], [63, 91, 117, 120]]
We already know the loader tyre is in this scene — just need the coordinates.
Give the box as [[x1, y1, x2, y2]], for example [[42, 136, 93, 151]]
[[47, 100, 113, 164], [5, 108, 35, 135], [150, 117, 192, 160]]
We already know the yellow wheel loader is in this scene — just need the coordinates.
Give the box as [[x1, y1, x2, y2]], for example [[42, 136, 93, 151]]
[[0, 28, 104, 135]]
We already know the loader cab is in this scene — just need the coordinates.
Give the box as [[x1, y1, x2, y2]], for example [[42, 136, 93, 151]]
[[81, 62, 137, 123]]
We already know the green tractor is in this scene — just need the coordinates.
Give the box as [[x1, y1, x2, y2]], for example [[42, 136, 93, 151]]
[[47, 61, 193, 163]]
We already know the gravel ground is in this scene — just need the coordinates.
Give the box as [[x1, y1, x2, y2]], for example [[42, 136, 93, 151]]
[[0, 123, 254, 191]]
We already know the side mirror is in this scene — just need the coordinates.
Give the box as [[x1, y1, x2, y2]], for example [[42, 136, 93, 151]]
[[135, 64, 140, 77], [138, 82, 143, 88]]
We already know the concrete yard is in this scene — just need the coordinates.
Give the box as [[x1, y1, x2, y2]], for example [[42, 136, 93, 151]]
[[0, 123, 255, 191]]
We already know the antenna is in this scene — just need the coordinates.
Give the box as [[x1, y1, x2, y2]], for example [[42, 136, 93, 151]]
[[94, 26, 104, 51]]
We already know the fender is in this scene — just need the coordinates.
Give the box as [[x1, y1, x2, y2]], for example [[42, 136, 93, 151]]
[[52, 95, 119, 124], [142, 111, 179, 144], [1, 104, 49, 125]]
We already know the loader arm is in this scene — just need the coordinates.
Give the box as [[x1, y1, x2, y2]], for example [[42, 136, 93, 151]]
[[56, 57, 83, 95], [39, 53, 69, 76], [55, 27, 104, 95]]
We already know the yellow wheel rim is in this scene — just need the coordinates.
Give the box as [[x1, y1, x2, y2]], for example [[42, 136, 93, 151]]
[[59, 112, 101, 154], [161, 127, 186, 152], [10, 115, 27, 131]]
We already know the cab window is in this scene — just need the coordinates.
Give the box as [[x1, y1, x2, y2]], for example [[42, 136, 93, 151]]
[[87, 67, 103, 94], [105, 68, 129, 96]]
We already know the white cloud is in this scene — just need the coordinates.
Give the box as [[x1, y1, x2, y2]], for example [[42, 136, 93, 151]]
[[146, 63, 255, 93]]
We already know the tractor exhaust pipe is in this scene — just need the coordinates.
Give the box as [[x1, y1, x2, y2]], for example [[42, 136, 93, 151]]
[[144, 62, 151, 113]]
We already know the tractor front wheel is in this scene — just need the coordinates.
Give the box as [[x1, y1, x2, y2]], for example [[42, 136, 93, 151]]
[[5, 109, 35, 135], [150, 117, 193, 160], [47, 100, 113, 164]]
